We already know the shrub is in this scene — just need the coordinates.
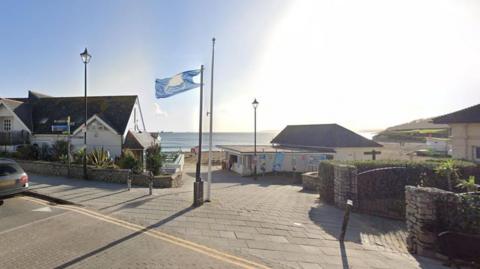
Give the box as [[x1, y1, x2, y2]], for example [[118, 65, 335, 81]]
[[117, 150, 142, 174], [328, 159, 478, 191], [87, 148, 114, 168], [72, 148, 85, 164], [0, 150, 12, 158], [51, 140, 72, 161], [146, 144, 165, 176], [13, 144, 37, 160], [436, 193, 480, 235], [38, 143, 53, 161]]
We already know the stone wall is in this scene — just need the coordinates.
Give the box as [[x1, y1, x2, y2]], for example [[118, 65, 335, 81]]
[[302, 172, 319, 191], [333, 164, 358, 209], [405, 186, 457, 257], [16, 160, 182, 188], [131, 173, 183, 188], [318, 162, 335, 204]]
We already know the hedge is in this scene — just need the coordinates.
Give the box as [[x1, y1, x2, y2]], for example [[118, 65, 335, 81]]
[[331, 159, 479, 191]]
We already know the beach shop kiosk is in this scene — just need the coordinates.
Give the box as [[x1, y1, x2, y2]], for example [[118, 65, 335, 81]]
[[217, 145, 334, 176]]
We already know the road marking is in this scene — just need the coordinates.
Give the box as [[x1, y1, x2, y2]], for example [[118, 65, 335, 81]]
[[32, 206, 52, 212], [21, 196, 270, 269]]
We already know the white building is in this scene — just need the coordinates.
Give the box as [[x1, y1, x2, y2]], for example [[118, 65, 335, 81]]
[[271, 124, 383, 161], [425, 137, 450, 153], [0, 91, 156, 158], [219, 124, 383, 176], [218, 145, 333, 176]]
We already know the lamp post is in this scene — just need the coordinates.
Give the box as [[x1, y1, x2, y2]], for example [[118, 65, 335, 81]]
[[80, 48, 91, 180], [252, 98, 259, 180]]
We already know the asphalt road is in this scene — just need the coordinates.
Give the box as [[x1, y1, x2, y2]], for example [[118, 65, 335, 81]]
[[0, 196, 256, 269]]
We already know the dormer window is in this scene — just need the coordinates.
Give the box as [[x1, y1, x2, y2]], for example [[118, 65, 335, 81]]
[[3, 119, 11, 131]]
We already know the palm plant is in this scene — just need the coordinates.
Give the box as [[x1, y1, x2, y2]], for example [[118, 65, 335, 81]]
[[456, 176, 479, 193], [87, 148, 114, 168], [434, 159, 459, 191]]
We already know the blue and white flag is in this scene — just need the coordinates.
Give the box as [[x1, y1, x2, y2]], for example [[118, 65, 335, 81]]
[[155, 69, 201, 98]]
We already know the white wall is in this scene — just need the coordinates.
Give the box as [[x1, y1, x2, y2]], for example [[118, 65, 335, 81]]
[[334, 147, 383, 161], [0, 104, 27, 132], [33, 118, 122, 158]]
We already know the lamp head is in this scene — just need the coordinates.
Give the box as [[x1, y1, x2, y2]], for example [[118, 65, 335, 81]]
[[80, 48, 91, 64], [252, 98, 259, 109]]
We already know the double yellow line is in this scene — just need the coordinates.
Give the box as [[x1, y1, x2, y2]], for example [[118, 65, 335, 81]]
[[22, 196, 269, 269]]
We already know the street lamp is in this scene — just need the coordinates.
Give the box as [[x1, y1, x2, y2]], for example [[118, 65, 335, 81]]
[[252, 98, 259, 180], [80, 48, 91, 179]]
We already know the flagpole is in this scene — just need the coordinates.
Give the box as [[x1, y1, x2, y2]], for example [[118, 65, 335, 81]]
[[206, 37, 216, 202], [193, 65, 205, 207]]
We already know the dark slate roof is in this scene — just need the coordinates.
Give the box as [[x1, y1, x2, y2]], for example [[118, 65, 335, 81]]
[[433, 104, 480, 124], [30, 95, 137, 134], [28, 90, 51, 100], [124, 131, 158, 150], [1, 98, 33, 130], [271, 124, 382, 149]]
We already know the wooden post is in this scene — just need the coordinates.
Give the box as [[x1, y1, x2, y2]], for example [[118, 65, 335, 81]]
[[364, 150, 381, 160]]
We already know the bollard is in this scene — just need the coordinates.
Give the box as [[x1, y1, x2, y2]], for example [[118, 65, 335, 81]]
[[339, 199, 353, 242], [127, 171, 132, 191], [148, 171, 153, 196]]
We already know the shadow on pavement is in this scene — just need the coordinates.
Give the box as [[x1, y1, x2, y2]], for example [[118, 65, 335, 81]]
[[30, 174, 126, 191], [339, 241, 350, 269], [308, 201, 405, 244], [309, 203, 444, 269], [75, 189, 129, 203], [99, 190, 194, 212], [53, 206, 196, 269]]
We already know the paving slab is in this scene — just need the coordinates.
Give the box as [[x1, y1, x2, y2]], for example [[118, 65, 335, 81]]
[[27, 164, 447, 269]]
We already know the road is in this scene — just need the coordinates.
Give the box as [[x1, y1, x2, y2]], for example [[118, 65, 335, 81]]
[[0, 196, 261, 269]]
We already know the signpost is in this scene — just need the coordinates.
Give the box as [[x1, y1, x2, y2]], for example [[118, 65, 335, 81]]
[[364, 150, 381, 160]]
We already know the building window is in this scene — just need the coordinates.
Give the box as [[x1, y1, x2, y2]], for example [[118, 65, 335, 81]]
[[3, 119, 11, 131], [475, 147, 480, 160]]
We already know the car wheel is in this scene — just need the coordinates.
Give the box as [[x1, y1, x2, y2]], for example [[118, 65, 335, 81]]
[[0, 200, 3, 206]]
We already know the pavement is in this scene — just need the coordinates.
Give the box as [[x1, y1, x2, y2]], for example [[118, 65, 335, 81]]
[[0, 196, 247, 269], [18, 163, 447, 269]]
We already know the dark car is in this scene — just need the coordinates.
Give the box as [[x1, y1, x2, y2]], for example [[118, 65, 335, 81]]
[[0, 158, 29, 203]]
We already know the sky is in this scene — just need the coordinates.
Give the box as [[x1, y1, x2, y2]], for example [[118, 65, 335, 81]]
[[1, 0, 480, 133]]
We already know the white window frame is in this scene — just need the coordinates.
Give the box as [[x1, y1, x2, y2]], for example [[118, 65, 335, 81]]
[[3, 119, 12, 131]]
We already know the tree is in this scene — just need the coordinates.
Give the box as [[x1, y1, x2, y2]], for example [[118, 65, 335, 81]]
[[146, 144, 165, 176]]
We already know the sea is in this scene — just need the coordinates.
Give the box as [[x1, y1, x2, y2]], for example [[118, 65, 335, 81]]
[[159, 131, 377, 152]]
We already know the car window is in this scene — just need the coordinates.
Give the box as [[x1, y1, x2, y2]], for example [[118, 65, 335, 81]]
[[0, 164, 19, 176]]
